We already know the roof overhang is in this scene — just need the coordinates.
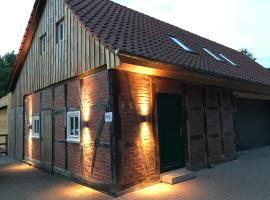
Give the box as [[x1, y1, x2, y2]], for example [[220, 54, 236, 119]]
[[116, 50, 270, 96]]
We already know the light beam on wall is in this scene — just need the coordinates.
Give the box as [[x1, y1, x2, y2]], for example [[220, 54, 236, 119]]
[[28, 96, 33, 158]]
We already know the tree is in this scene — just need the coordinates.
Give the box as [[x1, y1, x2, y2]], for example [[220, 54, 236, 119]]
[[239, 48, 257, 61], [0, 51, 16, 98]]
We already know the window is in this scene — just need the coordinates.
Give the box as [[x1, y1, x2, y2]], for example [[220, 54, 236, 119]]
[[32, 116, 40, 138], [202, 48, 221, 61], [169, 36, 192, 52], [67, 111, 80, 142], [40, 34, 46, 54], [56, 19, 64, 43], [219, 53, 238, 66]]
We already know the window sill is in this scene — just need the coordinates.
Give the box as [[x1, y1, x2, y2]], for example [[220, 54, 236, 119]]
[[32, 136, 40, 139], [66, 139, 80, 144]]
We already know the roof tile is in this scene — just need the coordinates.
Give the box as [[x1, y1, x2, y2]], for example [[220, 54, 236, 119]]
[[65, 0, 270, 86]]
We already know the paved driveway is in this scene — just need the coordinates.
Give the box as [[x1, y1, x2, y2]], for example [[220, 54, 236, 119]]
[[1, 147, 270, 200]]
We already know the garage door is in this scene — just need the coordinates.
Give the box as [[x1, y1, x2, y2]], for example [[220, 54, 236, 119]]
[[235, 98, 270, 150]]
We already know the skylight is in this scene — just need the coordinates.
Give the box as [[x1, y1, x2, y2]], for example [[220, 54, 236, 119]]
[[219, 54, 238, 66], [169, 36, 192, 52], [202, 48, 221, 61]]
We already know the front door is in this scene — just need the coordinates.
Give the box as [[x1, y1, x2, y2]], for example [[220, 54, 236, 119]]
[[41, 110, 53, 173], [157, 93, 185, 173]]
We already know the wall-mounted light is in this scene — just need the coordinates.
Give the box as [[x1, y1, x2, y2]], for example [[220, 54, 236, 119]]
[[138, 115, 152, 123], [28, 124, 32, 130], [84, 121, 91, 128]]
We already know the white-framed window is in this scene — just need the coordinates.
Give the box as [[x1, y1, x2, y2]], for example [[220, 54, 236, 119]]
[[32, 116, 40, 138], [40, 33, 47, 54], [67, 111, 80, 142], [56, 19, 64, 43]]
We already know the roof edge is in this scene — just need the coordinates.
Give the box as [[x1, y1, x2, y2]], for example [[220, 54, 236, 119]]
[[116, 50, 270, 93]]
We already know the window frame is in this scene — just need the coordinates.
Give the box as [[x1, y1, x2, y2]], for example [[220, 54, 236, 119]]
[[169, 36, 193, 52], [40, 33, 47, 55], [66, 111, 81, 142], [32, 116, 40, 138], [219, 53, 238, 66], [202, 48, 222, 61], [56, 18, 64, 44]]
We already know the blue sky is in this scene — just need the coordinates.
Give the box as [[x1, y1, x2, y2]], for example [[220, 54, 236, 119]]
[[0, 0, 269, 68]]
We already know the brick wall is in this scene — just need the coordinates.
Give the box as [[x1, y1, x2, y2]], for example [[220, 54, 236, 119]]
[[115, 70, 158, 190], [114, 70, 237, 191], [23, 68, 237, 193], [24, 70, 112, 189]]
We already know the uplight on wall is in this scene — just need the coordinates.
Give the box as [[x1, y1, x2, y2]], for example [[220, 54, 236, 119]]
[[27, 95, 33, 158], [83, 127, 91, 146]]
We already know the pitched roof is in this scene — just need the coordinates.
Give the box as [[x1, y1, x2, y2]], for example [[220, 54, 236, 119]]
[[9, 0, 270, 91]]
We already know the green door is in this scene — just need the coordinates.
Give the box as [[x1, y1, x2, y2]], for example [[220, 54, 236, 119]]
[[157, 93, 185, 173]]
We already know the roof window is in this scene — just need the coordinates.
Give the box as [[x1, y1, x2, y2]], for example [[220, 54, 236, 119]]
[[219, 54, 238, 66], [169, 36, 192, 52], [202, 48, 221, 61]]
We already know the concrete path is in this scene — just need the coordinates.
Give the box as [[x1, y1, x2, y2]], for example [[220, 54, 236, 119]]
[[1, 147, 270, 200]]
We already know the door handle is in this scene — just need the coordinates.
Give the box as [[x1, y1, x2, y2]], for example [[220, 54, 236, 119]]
[[179, 127, 182, 137]]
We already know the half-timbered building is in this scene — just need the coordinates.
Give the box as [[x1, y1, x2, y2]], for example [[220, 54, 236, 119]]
[[8, 0, 270, 194]]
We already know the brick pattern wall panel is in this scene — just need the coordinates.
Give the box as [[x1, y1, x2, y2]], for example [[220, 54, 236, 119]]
[[155, 78, 182, 93], [42, 88, 53, 109], [92, 148, 111, 183], [116, 70, 157, 190], [67, 80, 81, 109], [82, 71, 111, 184], [54, 85, 65, 111], [120, 144, 145, 187], [54, 142, 66, 169], [54, 111, 66, 169], [83, 71, 109, 106], [186, 85, 207, 169], [54, 113, 66, 141], [23, 70, 112, 190], [32, 139, 41, 161], [67, 143, 81, 174], [32, 92, 41, 115]]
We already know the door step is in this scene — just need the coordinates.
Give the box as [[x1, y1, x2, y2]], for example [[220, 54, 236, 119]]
[[161, 168, 196, 185]]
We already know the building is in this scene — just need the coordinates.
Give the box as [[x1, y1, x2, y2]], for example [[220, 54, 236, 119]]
[[8, 0, 270, 195], [0, 95, 10, 155]]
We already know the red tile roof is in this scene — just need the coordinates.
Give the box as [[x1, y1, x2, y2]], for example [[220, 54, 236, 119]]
[[65, 0, 270, 86], [9, 0, 270, 91]]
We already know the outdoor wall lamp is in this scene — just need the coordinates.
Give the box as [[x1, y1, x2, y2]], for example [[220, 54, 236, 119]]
[[138, 115, 152, 123], [28, 124, 32, 130], [84, 121, 91, 128]]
